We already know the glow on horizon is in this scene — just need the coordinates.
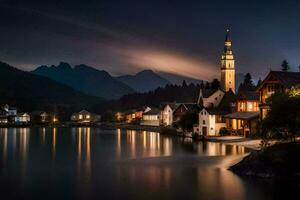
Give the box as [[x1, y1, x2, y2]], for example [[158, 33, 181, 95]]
[[112, 47, 218, 81]]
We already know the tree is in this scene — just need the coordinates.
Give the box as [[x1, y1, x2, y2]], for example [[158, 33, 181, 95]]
[[243, 73, 254, 87], [262, 91, 300, 141], [257, 78, 262, 87], [211, 79, 220, 89], [200, 81, 205, 89], [281, 60, 290, 72], [182, 80, 188, 88], [205, 82, 210, 89]]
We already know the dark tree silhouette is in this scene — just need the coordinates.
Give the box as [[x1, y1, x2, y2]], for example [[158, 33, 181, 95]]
[[243, 73, 254, 87], [211, 79, 220, 89], [281, 60, 290, 72], [257, 78, 262, 87], [200, 81, 205, 89], [205, 82, 210, 89]]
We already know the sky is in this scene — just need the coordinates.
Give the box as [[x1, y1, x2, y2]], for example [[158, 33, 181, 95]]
[[0, 0, 300, 81]]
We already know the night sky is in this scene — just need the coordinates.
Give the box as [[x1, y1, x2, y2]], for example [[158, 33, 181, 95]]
[[0, 0, 300, 81]]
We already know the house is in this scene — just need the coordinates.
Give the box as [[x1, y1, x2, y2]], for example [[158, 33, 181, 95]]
[[71, 110, 101, 124], [31, 111, 58, 124], [173, 103, 200, 123], [161, 103, 179, 126], [199, 108, 228, 136], [257, 71, 300, 120], [14, 113, 30, 125], [3, 104, 17, 116], [198, 90, 236, 136], [125, 109, 144, 123], [224, 84, 260, 137], [0, 108, 8, 125], [140, 108, 161, 126]]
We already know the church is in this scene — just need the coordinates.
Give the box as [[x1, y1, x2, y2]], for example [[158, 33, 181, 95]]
[[197, 29, 237, 136], [161, 30, 237, 132]]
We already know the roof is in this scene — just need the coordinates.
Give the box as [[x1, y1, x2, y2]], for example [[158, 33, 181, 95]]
[[0, 108, 8, 114], [202, 89, 219, 98], [217, 90, 236, 111], [160, 102, 180, 110], [143, 108, 161, 115], [17, 113, 29, 116], [202, 107, 229, 115], [224, 112, 259, 120], [237, 84, 259, 101], [78, 110, 91, 114], [257, 71, 300, 91]]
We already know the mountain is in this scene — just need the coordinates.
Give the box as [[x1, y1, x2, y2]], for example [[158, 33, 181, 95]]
[[157, 71, 204, 85], [32, 62, 135, 99], [0, 61, 102, 112], [117, 70, 171, 92]]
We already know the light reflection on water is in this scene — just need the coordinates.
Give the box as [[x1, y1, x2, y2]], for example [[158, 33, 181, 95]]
[[0, 128, 298, 200]]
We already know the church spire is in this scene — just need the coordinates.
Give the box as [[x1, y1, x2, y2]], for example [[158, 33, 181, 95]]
[[225, 29, 230, 42], [223, 29, 232, 54], [220, 29, 235, 93]]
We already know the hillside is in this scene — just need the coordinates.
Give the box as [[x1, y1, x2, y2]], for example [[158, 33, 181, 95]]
[[32, 62, 135, 99], [117, 70, 171, 92], [0, 61, 102, 112]]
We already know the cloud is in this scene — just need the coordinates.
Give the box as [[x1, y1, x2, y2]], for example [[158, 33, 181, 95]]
[[111, 46, 218, 81]]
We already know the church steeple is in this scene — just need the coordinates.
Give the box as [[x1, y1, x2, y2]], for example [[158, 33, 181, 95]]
[[224, 29, 232, 54], [220, 29, 235, 93]]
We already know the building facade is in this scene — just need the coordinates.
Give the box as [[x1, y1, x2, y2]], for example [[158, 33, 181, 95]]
[[257, 71, 300, 120], [140, 108, 161, 126], [224, 84, 260, 137]]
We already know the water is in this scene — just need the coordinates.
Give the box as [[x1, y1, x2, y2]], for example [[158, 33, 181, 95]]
[[0, 128, 299, 200]]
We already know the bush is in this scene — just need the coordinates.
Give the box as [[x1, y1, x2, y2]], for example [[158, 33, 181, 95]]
[[219, 127, 230, 136]]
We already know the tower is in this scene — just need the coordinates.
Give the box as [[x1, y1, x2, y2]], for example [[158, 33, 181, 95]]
[[221, 29, 235, 93]]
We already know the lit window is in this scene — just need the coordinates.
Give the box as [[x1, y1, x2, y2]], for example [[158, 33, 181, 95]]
[[79, 114, 83, 119], [86, 115, 90, 119]]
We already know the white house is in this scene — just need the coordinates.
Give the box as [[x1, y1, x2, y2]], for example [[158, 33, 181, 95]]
[[198, 108, 227, 136], [161, 103, 179, 126], [140, 108, 161, 126], [3, 104, 17, 116], [14, 113, 30, 124]]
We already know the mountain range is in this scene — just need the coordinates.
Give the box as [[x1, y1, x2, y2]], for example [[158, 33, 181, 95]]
[[32, 62, 135, 99], [32, 62, 204, 99], [117, 70, 171, 93], [0, 61, 102, 112]]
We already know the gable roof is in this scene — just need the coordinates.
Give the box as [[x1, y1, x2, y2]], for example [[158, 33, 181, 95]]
[[78, 110, 91, 115], [237, 84, 259, 101], [160, 102, 180, 110], [143, 108, 161, 115], [257, 71, 300, 91]]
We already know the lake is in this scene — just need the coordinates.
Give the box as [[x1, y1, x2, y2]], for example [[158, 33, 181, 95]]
[[0, 127, 299, 200]]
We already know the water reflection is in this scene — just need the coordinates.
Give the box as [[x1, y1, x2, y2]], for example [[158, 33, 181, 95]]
[[0, 128, 268, 200], [73, 127, 91, 184]]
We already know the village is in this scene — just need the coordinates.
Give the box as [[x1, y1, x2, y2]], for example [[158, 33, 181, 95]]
[[1, 30, 299, 142]]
